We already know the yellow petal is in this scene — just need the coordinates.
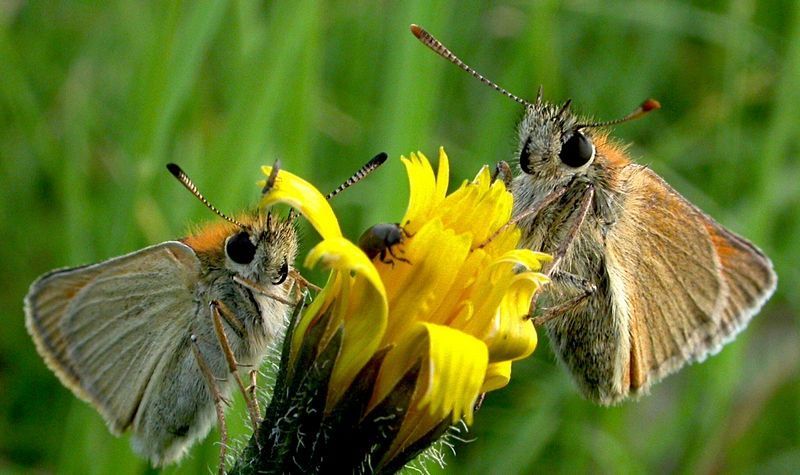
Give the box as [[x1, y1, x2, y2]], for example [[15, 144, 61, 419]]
[[260, 165, 342, 239], [416, 323, 487, 425], [493, 249, 553, 271], [481, 361, 512, 392], [299, 237, 389, 408], [478, 225, 521, 256], [327, 271, 388, 408], [288, 270, 340, 365], [401, 152, 437, 234], [434, 147, 450, 201], [460, 262, 515, 339], [372, 322, 488, 462], [483, 273, 542, 361], [472, 164, 492, 187], [303, 237, 384, 290], [425, 247, 488, 327], [456, 247, 548, 355], [380, 219, 472, 345], [433, 173, 514, 245]]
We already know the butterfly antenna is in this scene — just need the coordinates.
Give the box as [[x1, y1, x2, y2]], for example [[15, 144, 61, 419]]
[[535, 85, 544, 106], [410, 24, 530, 107], [557, 99, 573, 121], [575, 99, 661, 130], [167, 163, 246, 228], [258, 159, 298, 222], [262, 159, 282, 195], [326, 152, 388, 200]]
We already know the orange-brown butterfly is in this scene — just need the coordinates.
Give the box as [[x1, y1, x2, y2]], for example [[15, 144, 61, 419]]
[[412, 24, 777, 405]]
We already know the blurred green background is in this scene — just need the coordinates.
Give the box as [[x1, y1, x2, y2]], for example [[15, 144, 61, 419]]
[[2, 0, 799, 473]]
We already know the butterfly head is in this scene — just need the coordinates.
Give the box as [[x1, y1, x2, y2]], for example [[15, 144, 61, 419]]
[[167, 163, 298, 288], [516, 100, 596, 184], [222, 213, 296, 286]]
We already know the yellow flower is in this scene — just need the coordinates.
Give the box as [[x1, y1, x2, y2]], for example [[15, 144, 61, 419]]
[[255, 148, 549, 472]]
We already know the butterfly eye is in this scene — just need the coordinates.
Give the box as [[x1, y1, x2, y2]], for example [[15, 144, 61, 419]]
[[519, 136, 534, 174], [272, 258, 289, 285], [559, 132, 594, 168], [226, 231, 256, 264]]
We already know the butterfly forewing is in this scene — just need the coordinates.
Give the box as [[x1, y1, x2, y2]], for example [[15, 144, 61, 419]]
[[25, 242, 201, 433]]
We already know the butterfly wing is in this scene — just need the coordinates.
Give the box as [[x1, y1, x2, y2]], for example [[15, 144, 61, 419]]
[[25, 241, 201, 434], [605, 165, 776, 397]]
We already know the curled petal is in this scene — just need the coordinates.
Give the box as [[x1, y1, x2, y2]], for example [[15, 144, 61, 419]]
[[492, 249, 553, 272], [260, 166, 342, 239], [481, 361, 512, 392], [300, 237, 389, 407], [372, 322, 488, 462], [484, 273, 542, 361], [328, 274, 389, 408], [416, 322, 487, 425], [304, 237, 384, 292]]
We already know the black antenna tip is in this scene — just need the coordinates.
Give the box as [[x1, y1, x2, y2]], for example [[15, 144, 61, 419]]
[[166, 163, 182, 177], [371, 152, 388, 165]]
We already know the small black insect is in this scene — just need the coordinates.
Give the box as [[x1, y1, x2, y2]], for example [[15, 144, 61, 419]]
[[358, 223, 412, 265]]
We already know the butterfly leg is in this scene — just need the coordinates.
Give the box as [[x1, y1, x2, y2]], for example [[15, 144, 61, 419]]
[[289, 268, 321, 292], [532, 270, 596, 325], [546, 184, 594, 276], [190, 334, 228, 475], [492, 160, 513, 187], [210, 300, 262, 429], [234, 271, 318, 311], [287, 269, 322, 302], [478, 180, 572, 249], [529, 184, 595, 321], [246, 369, 260, 412], [233, 276, 295, 305]]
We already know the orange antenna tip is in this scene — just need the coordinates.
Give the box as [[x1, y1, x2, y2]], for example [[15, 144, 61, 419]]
[[575, 98, 662, 130], [642, 99, 661, 112]]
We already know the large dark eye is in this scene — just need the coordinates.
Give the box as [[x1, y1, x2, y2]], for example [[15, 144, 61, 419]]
[[226, 231, 256, 264], [519, 136, 534, 174], [559, 132, 594, 167], [272, 258, 289, 285]]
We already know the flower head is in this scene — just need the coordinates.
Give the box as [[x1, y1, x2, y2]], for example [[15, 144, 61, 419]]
[[242, 148, 549, 473]]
